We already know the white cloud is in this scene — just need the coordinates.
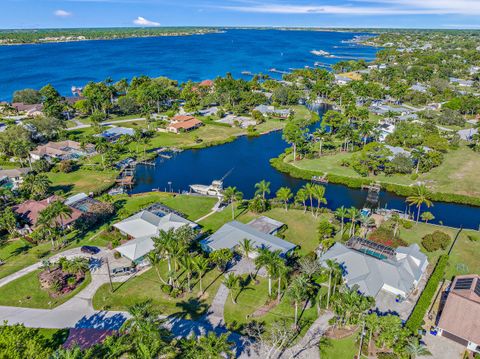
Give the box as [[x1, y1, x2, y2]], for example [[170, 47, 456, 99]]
[[54, 9, 72, 17], [133, 16, 161, 26]]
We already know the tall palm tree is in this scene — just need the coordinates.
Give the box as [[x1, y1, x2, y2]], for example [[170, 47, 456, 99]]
[[311, 184, 327, 217], [153, 229, 176, 284], [305, 183, 315, 215], [274, 260, 288, 302], [223, 273, 240, 304], [287, 275, 310, 328], [405, 338, 431, 358], [325, 259, 341, 309], [406, 185, 433, 223], [239, 238, 254, 259], [179, 255, 195, 292], [49, 200, 73, 232], [223, 186, 243, 220], [347, 207, 360, 237], [147, 251, 168, 285], [254, 180, 271, 199], [411, 147, 426, 174], [197, 332, 233, 359], [255, 248, 282, 296], [391, 212, 401, 237], [193, 256, 210, 295], [295, 188, 308, 213], [334, 206, 348, 236], [94, 140, 109, 170], [275, 186, 293, 211]]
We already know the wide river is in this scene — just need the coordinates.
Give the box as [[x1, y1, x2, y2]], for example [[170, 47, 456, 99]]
[[1, 29, 478, 228]]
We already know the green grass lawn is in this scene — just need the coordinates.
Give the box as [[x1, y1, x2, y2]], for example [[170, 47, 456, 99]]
[[291, 144, 480, 199], [48, 169, 117, 195], [92, 262, 223, 320], [322, 333, 358, 359], [0, 240, 52, 279], [0, 270, 91, 308]]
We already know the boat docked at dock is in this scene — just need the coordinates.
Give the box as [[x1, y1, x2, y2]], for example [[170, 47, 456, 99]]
[[189, 180, 224, 197]]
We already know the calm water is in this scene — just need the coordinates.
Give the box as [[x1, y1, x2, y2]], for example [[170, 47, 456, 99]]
[[0, 29, 377, 100]]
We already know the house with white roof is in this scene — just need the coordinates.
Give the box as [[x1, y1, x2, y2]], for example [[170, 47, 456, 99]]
[[114, 210, 199, 263], [201, 220, 295, 258]]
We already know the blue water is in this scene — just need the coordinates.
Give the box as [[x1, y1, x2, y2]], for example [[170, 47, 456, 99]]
[[0, 29, 376, 100]]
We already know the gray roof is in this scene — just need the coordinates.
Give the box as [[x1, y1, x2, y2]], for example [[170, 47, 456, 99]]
[[457, 128, 478, 141], [0, 168, 30, 178], [247, 216, 285, 235], [202, 220, 296, 254], [99, 127, 135, 138], [320, 243, 428, 298]]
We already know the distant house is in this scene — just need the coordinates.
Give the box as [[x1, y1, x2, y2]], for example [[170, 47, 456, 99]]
[[410, 83, 428, 93], [369, 105, 410, 117], [64, 192, 102, 213], [437, 275, 480, 354], [192, 79, 215, 93], [320, 239, 428, 301], [96, 127, 135, 142], [218, 114, 256, 128], [385, 144, 411, 159], [13, 195, 83, 232], [166, 115, 203, 134], [253, 105, 291, 119], [449, 77, 474, 87], [30, 140, 95, 162], [201, 220, 296, 257], [11, 103, 43, 117], [377, 124, 396, 142], [114, 209, 199, 263], [334, 74, 353, 85], [0, 168, 30, 190], [458, 128, 478, 141]]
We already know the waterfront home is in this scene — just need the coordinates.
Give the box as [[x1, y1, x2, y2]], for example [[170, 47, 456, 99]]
[[64, 192, 102, 213], [13, 195, 83, 233], [166, 115, 203, 134], [201, 220, 296, 258], [385, 145, 411, 160], [320, 239, 428, 309], [369, 104, 410, 117], [253, 105, 291, 119], [96, 127, 135, 142], [449, 77, 474, 87], [192, 79, 215, 93], [247, 216, 285, 235], [436, 275, 480, 354], [11, 103, 43, 117], [0, 168, 30, 190], [218, 114, 256, 128], [114, 209, 199, 263], [30, 140, 95, 162], [334, 74, 353, 85]]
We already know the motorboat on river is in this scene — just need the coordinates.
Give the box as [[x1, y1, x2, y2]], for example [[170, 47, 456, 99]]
[[190, 180, 224, 196]]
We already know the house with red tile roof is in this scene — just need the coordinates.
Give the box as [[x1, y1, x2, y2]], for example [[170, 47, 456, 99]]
[[167, 115, 203, 134], [437, 274, 480, 354], [13, 195, 83, 232]]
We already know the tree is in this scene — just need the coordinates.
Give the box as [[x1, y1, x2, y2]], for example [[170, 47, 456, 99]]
[[179, 255, 196, 292], [239, 238, 254, 259], [209, 248, 233, 272], [194, 256, 210, 295], [421, 211, 435, 223], [153, 229, 176, 284], [20, 173, 51, 200], [311, 184, 327, 217], [39, 84, 64, 118], [49, 200, 73, 232], [0, 323, 53, 359], [324, 259, 342, 309], [287, 275, 310, 328], [391, 212, 401, 237], [13, 88, 42, 104], [347, 207, 360, 237], [147, 252, 168, 285], [334, 206, 348, 236], [406, 185, 433, 223], [275, 186, 292, 211], [179, 332, 233, 359], [0, 207, 18, 237], [255, 248, 282, 296], [295, 188, 308, 213], [255, 180, 271, 199], [405, 338, 431, 358], [282, 120, 306, 161], [223, 186, 243, 220], [223, 273, 240, 304]]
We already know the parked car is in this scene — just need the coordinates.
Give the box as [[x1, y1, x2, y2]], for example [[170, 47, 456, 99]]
[[111, 266, 136, 277], [81, 246, 100, 255]]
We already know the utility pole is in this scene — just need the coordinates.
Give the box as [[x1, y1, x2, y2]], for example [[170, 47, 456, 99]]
[[105, 257, 114, 293], [358, 316, 366, 359]]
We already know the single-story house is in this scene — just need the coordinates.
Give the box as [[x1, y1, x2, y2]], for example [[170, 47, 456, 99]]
[[30, 140, 95, 162], [96, 127, 135, 142], [13, 195, 83, 232], [385, 145, 411, 160], [247, 216, 285, 235], [192, 79, 215, 93], [437, 275, 480, 354], [458, 128, 478, 141], [11, 103, 43, 117], [320, 240, 428, 301], [0, 168, 30, 190], [198, 106, 219, 117], [218, 114, 256, 128], [449, 77, 474, 87], [253, 105, 291, 119], [334, 74, 353, 85], [410, 83, 428, 93], [114, 210, 199, 262], [201, 220, 296, 257], [166, 115, 203, 134], [378, 124, 396, 142], [369, 105, 410, 117]]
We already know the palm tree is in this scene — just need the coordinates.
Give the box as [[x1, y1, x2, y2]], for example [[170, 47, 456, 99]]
[[295, 188, 308, 213], [254, 180, 271, 199], [411, 147, 426, 174], [94, 140, 109, 170], [179, 255, 195, 292], [325, 259, 341, 309], [275, 186, 293, 211], [153, 229, 176, 284], [239, 238, 254, 259], [405, 338, 431, 358], [255, 248, 282, 296], [287, 275, 310, 328], [223, 273, 240, 304], [334, 206, 348, 236], [274, 260, 288, 302], [305, 183, 315, 215], [311, 184, 327, 217], [391, 212, 401, 237], [49, 200, 73, 232], [198, 332, 233, 358], [347, 207, 360, 237], [194, 257, 209, 295], [223, 186, 243, 220], [406, 185, 433, 223], [147, 251, 168, 285]]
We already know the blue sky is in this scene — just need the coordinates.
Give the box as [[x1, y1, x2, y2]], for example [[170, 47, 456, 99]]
[[2, 0, 480, 29]]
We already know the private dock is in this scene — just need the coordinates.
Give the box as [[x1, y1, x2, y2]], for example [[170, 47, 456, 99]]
[[312, 174, 329, 184], [116, 165, 135, 187], [269, 68, 290, 75], [362, 183, 381, 204]]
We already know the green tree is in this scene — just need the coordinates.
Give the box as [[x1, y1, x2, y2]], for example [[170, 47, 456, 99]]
[[193, 256, 210, 295], [223, 273, 240, 304], [0, 323, 53, 358], [254, 180, 271, 199], [39, 84, 64, 118], [255, 248, 282, 297], [287, 275, 310, 328], [334, 206, 348, 236], [405, 338, 431, 358], [282, 120, 306, 161], [406, 185, 433, 223], [223, 186, 243, 220], [275, 186, 293, 211], [295, 188, 308, 213], [209, 248, 233, 272], [0, 207, 18, 237], [12, 88, 42, 104], [421, 211, 435, 224]]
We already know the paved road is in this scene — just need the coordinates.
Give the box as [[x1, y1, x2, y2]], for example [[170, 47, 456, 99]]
[[67, 117, 146, 131]]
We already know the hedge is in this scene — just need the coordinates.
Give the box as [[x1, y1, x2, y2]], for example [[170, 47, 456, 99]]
[[270, 153, 480, 207], [405, 254, 449, 332]]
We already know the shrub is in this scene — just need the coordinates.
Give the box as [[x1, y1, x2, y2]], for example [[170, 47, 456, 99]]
[[422, 231, 451, 252], [401, 220, 413, 229], [377, 353, 398, 359], [406, 255, 448, 332], [161, 284, 172, 295]]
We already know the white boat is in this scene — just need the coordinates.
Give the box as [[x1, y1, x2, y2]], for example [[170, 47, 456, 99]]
[[310, 50, 330, 56], [190, 180, 224, 197]]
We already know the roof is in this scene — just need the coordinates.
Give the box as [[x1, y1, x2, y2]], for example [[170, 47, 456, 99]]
[[100, 127, 135, 137], [13, 196, 83, 227], [31, 140, 85, 157], [171, 115, 198, 123], [247, 216, 285, 235], [438, 275, 480, 344], [202, 220, 296, 255], [115, 235, 155, 262], [320, 242, 428, 298], [168, 118, 202, 130], [199, 79, 214, 87], [0, 168, 30, 178], [64, 193, 89, 206], [63, 328, 117, 350], [457, 128, 478, 141]]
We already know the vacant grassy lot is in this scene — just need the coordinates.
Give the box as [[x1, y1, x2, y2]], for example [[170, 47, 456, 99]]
[[0, 240, 52, 279], [0, 270, 91, 308], [48, 169, 117, 195], [322, 333, 358, 359], [93, 262, 223, 319], [291, 144, 480, 199]]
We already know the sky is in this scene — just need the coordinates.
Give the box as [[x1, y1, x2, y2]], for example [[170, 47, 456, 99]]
[[2, 0, 480, 30]]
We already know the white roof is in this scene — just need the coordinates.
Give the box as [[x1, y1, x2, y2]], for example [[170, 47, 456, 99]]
[[115, 236, 155, 262], [64, 192, 89, 206], [320, 243, 428, 298]]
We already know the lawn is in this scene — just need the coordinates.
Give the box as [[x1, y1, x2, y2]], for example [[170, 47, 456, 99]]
[[290, 144, 480, 199], [322, 333, 358, 359], [0, 240, 52, 279], [0, 270, 91, 308], [48, 169, 117, 195], [92, 262, 223, 320]]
